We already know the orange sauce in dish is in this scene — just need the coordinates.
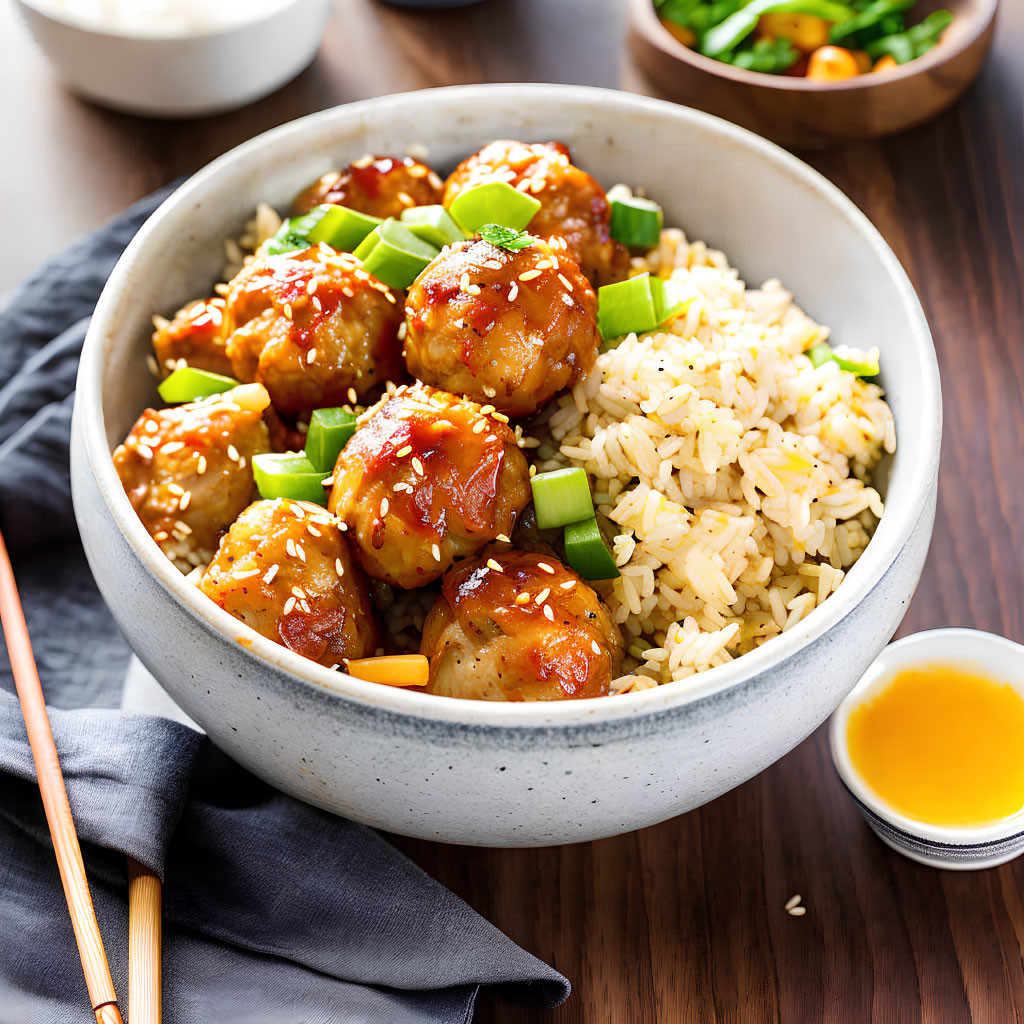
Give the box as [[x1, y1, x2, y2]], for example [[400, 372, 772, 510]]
[[846, 664, 1024, 828]]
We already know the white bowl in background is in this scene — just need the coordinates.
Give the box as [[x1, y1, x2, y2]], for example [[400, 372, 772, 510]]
[[13, 0, 331, 118], [830, 628, 1024, 870], [71, 85, 942, 845]]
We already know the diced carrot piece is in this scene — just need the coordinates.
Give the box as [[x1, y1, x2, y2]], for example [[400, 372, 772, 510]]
[[346, 654, 429, 687], [851, 50, 872, 73], [757, 13, 830, 54], [660, 17, 696, 48], [873, 54, 900, 73]]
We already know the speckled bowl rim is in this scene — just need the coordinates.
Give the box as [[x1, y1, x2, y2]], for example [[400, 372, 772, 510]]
[[829, 628, 1024, 846], [629, 0, 999, 93], [78, 83, 942, 729]]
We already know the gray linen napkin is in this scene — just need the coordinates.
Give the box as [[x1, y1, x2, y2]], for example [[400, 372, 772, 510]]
[[0, 188, 570, 1023]]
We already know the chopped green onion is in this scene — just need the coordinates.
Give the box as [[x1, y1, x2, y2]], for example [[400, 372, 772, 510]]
[[448, 181, 542, 234], [353, 219, 440, 290], [563, 518, 620, 581], [305, 407, 357, 473], [808, 342, 835, 368], [610, 196, 664, 250], [252, 453, 328, 506], [157, 366, 239, 404], [701, 0, 855, 57], [263, 208, 327, 256], [530, 468, 594, 529], [399, 205, 467, 248], [476, 223, 539, 252], [597, 273, 690, 343], [808, 341, 880, 377], [307, 205, 382, 251]]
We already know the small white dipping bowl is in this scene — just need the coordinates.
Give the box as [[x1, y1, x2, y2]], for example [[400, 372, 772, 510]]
[[13, 0, 330, 118], [830, 628, 1024, 870]]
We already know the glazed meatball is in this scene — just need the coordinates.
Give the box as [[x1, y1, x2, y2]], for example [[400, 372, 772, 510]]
[[223, 246, 404, 415], [443, 140, 629, 287], [403, 236, 601, 417], [421, 550, 623, 701], [328, 383, 531, 589], [152, 297, 234, 378], [199, 499, 379, 667], [113, 383, 271, 567], [294, 155, 444, 218]]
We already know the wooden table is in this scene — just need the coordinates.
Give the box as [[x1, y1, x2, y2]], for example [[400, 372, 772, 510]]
[[4, 1, 1023, 1019]]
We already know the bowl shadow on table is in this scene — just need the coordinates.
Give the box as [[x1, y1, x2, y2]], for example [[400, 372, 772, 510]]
[[626, 0, 998, 149], [391, 724, 1022, 1022]]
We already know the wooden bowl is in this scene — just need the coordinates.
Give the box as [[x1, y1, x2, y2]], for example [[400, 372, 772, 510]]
[[628, 0, 998, 147]]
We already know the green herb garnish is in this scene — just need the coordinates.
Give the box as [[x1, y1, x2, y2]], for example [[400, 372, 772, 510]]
[[477, 224, 539, 252]]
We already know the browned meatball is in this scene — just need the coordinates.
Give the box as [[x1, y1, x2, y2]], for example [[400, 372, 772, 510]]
[[199, 499, 379, 667], [294, 155, 444, 218], [443, 140, 629, 287], [421, 550, 623, 701], [223, 246, 404, 416], [113, 383, 271, 567], [328, 383, 531, 589], [403, 236, 600, 417], [152, 297, 234, 378]]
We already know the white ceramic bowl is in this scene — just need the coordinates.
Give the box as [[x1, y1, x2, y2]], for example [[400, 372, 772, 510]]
[[70, 85, 942, 846], [830, 629, 1024, 870], [13, 0, 330, 118]]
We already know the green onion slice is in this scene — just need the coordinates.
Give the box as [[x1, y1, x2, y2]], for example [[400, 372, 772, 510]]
[[262, 208, 327, 256], [305, 407, 357, 473], [563, 518, 620, 581], [307, 205, 382, 252], [399, 205, 467, 248], [157, 366, 239, 404], [531, 468, 594, 530], [610, 196, 664, 250], [448, 181, 542, 234], [597, 273, 691, 343], [808, 341, 880, 377], [252, 453, 328, 506], [353, 219, 439, 290]]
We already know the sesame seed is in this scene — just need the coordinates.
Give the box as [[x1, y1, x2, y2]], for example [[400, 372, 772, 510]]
[[535, 259, 553, 270], [480, 404, 495, 415], [537, 562, 555, 574], [560, 580, 576, 590], [591, 640, 602, 656], [493, 412, 510, 424], [167, 483, 184, 496], [312, 297, 323, 312], [508, 282, 519, 301], [483, 259, 503, 270], [136, 444, 154, 460], [335, 558, 345, 577], [143, 420, 158, 433], [472, 420, 486, 434], [161, 441, 185, 454], [227, 444, 240, 462], [496, 534, 511, 543], [380, 497, 389, 516], [529, 465, 536, 477], [285, 539, 297, 558], [398, 322, 407, 341], [561, 294, 573, 306], [283, 302, 293, 320], [174, 520, 192, 535], [179, 491, 192, 510], [307, 348, 317, 364], [299, 600, 311, 614], [396, 445, 412, 458], [558, 273, 573, 291], [239, 456, 246, 469], [787, 906, 807, 917], [296, 544, 306, 563], [784, 894, 802, 911], [534, 588, 550, 605], [348, 388, 358, 404], [234, 569, 260, 579], [466, 284, 482, 296], [263, 565, 279, 584], [153, 531, 168, 542], [431, 543, 441, 562], [196, 455, 207, 474], [290, 585, 307, 600], [412, 457, 425, 475], [486, 559, 504, 573], [307, 524, 322, 537], [543, 604, 555, 621], [283, 596, 296, 615], [514, 592, 531, 605], [483, 386, 497, 398], [518, 269, 541, 281], [459, 272, 471, 291]]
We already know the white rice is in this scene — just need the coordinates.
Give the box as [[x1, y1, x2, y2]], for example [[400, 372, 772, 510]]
[[532, 227, 895, 692]]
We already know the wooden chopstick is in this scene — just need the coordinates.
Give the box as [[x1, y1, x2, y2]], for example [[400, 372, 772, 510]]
[[0, 528, 124, 1024], [127, 856, 162, 1024]]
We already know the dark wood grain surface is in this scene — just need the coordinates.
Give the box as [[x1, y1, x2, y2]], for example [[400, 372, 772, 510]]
[[3, 0, 1022, 1020]]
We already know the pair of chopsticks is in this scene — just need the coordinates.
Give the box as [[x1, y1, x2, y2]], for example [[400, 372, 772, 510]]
[[0, 529, 161, 1024]]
